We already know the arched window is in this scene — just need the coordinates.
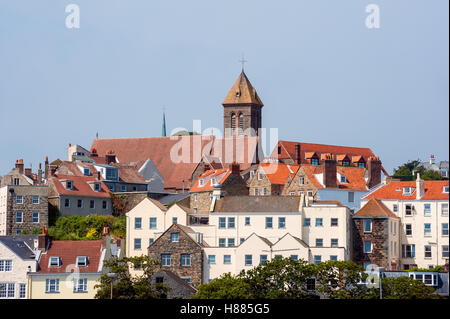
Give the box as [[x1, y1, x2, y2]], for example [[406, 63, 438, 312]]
[[239, 113, 244, 133], [231, 113, 236, 135]]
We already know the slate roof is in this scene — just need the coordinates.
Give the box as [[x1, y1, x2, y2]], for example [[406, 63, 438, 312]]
[[213, 196, 301, 213], [0, 235, 38, 260], [157, 193, 190, 206]]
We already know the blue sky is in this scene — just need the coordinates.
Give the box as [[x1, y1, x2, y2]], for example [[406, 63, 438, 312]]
[[0, 0, 448, 175]]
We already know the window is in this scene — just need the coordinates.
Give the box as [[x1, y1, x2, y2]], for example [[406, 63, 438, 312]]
[[306, 279, 316, 291], [121, 185, 127, 192], [180, 254, 191, 266], [330, 255, 338, 261], [307, 190, 313, 197], [245, 255, 252, 266], [442, 245, 449, 258], [304, 218, 311, 226], [393, 204, 398, 212], [331, 238, 339, 247], [15, 211, 23, 223], [424, 223, 431, 236], [363, 219, 372, 232], [257, 172, 263, 181], [13, 178, 19, 185], [224, 255, 231, 264], [405, 224, 412, 236], [260, 255, 268, 264], [149, 238, 154, 245], [403, 187, 411, 195], [15, 229, 22, 235], [0, 283, 14, 298], [32, 196, 39, 204], [66, 181, 73, 190], [45, 279, 59, 293], [443, 186, 449, 194], [331, 218, 338, 226], [442, 204, 449, 216], [228, 217, 235, 229], [311, 158, 319, 165], [402, 244, 415, 258], [16, 195, 23, 204], [290, 255, 298, 261], [254, 188, 259, 196], [134, 238, 141, 250], [208, 255, 216, 264], [171, 233, 179, 243], [424, 245, 432, 258], [134, 217, 142, 229], [249, 170, 255, 178], [74, 278, 88, 293], [0, 260, 12, 272], [94, 183, 101, 192], [313, 255, 321, 264], [89, 200, 95, 209], [278, 217, 286, 229], [106, 168, 117, 180], [405, 204, 413, 216], [77, 199, 83, 208], [358, 162, 365, 168], [29, 211, 38, 224], [424, 204, 431, 216], [161, 254, 171, 266], [263, 188, 268, 196], [218, 217, 226, 229], [245, 217, 250, 226], [172, 217, 178, 224], [348, 191, 354, 203], [340, 175, 347, 183], [240, 238, 245, 244], [148, 217, 157, 229], [218, 238, 226, 247], [64, 198, 70, 208], [83, 168, 90, 176], [442, 223, 449, 236], [227, 238, 235, 247], [265, 217, 273, 229], [315, 218, 323, 227], [102, 201, 107, 209], [19, 284, 26, 299], [299, 176, 305, 185], [289, 191, 295, 196], [363, 241, 372, 253], [316, 239, 323, 247]]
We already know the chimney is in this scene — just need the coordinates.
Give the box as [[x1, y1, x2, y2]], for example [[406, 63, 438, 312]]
[[367, 156, 382, 189], [230, 162, 240, 175], [416, 173, 425, 200], [15, 159, 24, 174], [105, 150, 116, 164], [38, 226, 49, 252], [323, 155, 337, 188], [295, 144, 301, 164], [90, 148, 98, 157], [38, 163, 43, 184], [25, 168, 32, 177], [49, 165, 57, 177], [429, 154, 435, 165], [97, 171, 101, 181], [44, 156, 49, 179]]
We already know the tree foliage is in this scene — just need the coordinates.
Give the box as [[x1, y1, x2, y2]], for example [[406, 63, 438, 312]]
[[379, 276, 442, 299], [393, 160, 446, 181], [95, 256, 169, 299], [191, 273, 251, 299]]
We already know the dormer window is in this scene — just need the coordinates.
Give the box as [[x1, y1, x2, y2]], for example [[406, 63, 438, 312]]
[[257, 172, 263, 181], [94, 183, 101, 192], [403, 187, 411, 195], [105, 167, 118, 180], [443, 186, 449, 194], [342, 160, 350, 166], [358, 162, 365, 168], [250, 171, 255, 178], [76, 256, 88, 267], [83, 168, 90, 176], [211, 178, 217, 186], [199, 179, 205, 187], [66, 180, 73, 190], [311, 158, 319, 165], [49, 257, 61, 267], [340, 175, 347, 183]]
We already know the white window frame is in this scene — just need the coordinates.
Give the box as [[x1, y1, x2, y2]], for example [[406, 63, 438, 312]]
[[223, 255, 231, 264], [19, 283, 26, 299], [73, 278, 88, 293], [76, 256, 88, 267], [15, 195, 23, 204], [49, 257, 60, 267], [149, 217, 157, 229], [32, 195, 39, 204], [15, 211, 23, 223], [208, 255, 216, 264], [45, 279, 59, 293], [32, 211, 39, 223], [0, 260, 12, 272], [171, 232, 179, 243], [245, 255, 252, 266], [0, 283, 15, 298]]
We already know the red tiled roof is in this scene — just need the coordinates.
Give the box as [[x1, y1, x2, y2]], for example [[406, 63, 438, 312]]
[[190, 168, 231, 192], [300, 164, 369, 191], [271, 140, 388, 175], [260, 163, 300, 185], [38, 240, 103, 273], [363, 180, 449, 200], [51, 174, 111, 198], [91, 136, 215, 190], [111, 163, 146, 184], [354, 198, 399, 218], [210, 136, 259, 171]]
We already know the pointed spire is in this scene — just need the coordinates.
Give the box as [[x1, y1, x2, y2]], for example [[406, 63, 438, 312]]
[[222, 71, 264, 107], [162, 110, 167, 137]]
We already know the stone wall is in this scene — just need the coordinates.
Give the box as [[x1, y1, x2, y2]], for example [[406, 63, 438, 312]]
[[148, 224, 203, 286], [352, 218, 389, 268]]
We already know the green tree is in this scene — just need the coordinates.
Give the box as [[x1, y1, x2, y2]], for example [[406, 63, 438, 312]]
[[379, 276, 443, 299], [392, 159, 422, 180], [421, 169, 444, 180], [95, 256, 169, 299], [192, 273, 251, 299]]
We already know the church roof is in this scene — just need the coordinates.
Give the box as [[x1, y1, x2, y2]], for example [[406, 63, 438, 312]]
[[222, 71, 264, 106]]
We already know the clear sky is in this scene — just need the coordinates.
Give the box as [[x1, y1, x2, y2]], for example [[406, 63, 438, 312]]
[[0, 0, 448, 175]]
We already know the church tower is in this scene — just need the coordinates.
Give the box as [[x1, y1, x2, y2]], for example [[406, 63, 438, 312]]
[[222, 71, 264, 137]]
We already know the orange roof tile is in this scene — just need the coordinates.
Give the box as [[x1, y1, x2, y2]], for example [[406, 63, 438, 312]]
[[354, 198, 399, 218], [363, 180, 449, 200], [260, 163, 300, 185], [300, 164, 368, 191], [209, 136, 259, 171], [51, 174, 111, 198], [190, 168, 232, 192]]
